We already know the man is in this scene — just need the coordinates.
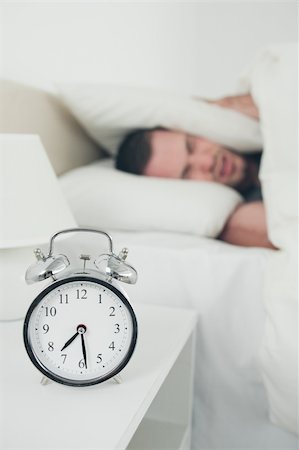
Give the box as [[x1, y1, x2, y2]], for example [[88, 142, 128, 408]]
[[116, 95, 275, 249]]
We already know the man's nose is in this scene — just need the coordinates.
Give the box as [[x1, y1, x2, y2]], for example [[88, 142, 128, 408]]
[[191, 152, 215, 173]]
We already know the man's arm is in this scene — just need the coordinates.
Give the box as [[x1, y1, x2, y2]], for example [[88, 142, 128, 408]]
[[210, 95, 271, 247], [202, 93, 272, 248], [218, 201, 276, 249]]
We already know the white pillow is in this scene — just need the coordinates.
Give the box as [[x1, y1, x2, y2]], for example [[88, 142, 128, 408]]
[[59, 159, 242, 237], [57, 83, 262, 156]]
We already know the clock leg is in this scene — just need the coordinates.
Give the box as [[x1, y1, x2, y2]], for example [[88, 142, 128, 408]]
[[40, 376, 51, 386], [113, 375, 122, 384]]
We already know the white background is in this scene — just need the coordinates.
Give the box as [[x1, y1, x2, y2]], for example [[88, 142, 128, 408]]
[[0, 1, 297, 97]]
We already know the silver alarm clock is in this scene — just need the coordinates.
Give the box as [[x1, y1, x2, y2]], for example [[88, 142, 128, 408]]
[[23, 228, 138, 387]]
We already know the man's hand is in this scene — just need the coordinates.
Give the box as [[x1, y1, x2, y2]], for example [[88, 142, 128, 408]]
[[218, 202, 276, 249], [208, 94, 259, 120]]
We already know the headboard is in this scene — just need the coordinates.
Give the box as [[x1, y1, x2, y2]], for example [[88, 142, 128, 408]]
[[0, 80, 103, 175]]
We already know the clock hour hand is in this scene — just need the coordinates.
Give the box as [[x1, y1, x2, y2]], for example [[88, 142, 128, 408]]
[[60, 331, 79, 351], [81, 333, 87, 369]]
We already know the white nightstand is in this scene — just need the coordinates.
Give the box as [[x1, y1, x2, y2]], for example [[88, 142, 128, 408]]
[[0, 304, 197, 450]]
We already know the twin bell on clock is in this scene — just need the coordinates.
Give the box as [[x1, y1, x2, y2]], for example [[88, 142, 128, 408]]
[[23, 228, 138, 388]]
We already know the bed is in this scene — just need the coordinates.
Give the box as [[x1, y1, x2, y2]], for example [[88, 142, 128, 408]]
[[0, 62, 297, 449]]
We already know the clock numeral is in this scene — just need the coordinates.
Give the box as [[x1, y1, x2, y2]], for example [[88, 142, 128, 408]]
[[109, 307, 116, 317], [114, 324, 120, 334], [45, 307, 56, 317], [61, 354, 67, 364], [109, 341, 115, 351], [48, 342, 54, 352], [42, 324, 49, 334], [96, 353, 103, 363], [98, 294, 102, 304], [78, 358, 86, 369], [76, 289, 87, 300], [59, 293, 69, 304]]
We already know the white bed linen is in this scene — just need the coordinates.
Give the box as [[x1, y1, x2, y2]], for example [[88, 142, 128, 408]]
[[52, 230, 298, 449], [244, 44, 298, 434]]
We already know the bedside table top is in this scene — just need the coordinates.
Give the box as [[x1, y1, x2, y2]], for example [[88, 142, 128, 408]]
[[0, 304, 197, 450]]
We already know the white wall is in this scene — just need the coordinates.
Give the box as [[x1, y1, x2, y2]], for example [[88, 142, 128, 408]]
[[0, 1, 297, 97]]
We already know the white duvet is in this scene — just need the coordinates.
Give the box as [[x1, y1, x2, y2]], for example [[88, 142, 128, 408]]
[[245, 44, 298, 434]]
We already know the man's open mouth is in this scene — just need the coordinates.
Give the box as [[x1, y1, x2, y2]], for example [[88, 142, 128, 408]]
[[216, 153, 233, 180]]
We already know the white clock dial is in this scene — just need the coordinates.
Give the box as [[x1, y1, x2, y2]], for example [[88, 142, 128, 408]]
[[24, 276, 137, 386]]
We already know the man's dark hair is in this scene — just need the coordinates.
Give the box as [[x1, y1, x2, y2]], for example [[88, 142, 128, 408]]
[[115, 129, 152, 175]]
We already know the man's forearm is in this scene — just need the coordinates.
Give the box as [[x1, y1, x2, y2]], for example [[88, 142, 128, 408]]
[[219, 222, 275, 248], [218, 202, 276, 249]]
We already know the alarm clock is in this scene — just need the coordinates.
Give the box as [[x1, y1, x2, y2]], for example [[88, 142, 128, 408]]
[[23, 228, 138, 387]]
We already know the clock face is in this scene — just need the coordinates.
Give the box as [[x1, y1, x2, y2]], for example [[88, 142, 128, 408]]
[[23, 276, 137, 386]]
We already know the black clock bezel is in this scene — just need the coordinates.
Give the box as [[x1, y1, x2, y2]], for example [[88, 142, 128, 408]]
[[23, 275, 138, 387]]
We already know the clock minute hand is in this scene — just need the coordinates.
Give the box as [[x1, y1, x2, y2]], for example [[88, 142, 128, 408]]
[[61, 331, 79, 351], [81, 333, 87, 369]]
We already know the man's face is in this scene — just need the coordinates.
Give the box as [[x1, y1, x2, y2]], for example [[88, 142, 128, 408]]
[[143, 130, 247, 189]]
